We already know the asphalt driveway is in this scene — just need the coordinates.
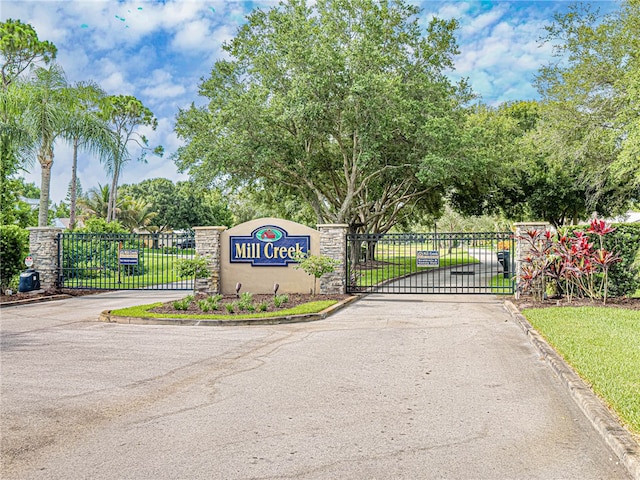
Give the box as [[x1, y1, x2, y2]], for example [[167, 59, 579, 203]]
[[0, 291, 631, 479]]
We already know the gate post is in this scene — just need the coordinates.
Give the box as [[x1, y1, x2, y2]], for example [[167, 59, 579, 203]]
[[27, 227, 64, 291], [193, 226, 227, 294], [317, 224, 349, 294], [513, 222, 552, 298]]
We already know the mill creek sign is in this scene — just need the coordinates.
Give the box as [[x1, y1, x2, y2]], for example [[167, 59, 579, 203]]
[[229, 225, 310, 266]]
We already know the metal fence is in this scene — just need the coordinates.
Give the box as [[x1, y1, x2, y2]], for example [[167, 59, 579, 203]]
[[346, 232, 515, 294], [57, 231, 196, 290]]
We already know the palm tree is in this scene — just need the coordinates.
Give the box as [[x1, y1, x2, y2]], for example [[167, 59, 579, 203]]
[[0, 81, 36, 225], [77, 183, 111, 220], [21, 64, 71, 226], [63, 81, 115, 230], [118, 196, 158, 232]]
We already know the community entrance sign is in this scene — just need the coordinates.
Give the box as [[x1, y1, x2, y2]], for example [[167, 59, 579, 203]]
[[221, 218, 320, 295], [346, 232, 514, 294], [229, 225, 310, 266]]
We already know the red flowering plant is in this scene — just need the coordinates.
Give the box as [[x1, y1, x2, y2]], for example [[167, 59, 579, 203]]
[[518, 219, 621, 304]]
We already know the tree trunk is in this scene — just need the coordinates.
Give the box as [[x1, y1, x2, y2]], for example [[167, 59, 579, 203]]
[[38, 148, 53, 227], [69, 137, 79, 230], [108, 163, 119, 222]]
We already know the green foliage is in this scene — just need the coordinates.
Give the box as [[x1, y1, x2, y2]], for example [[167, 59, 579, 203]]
[[273, 294, 289, 308], [175, 255, 209, 280], [174, 0, 470, 233], [568, 223, 640, 298], [0, 177, 39, 227], [119, 178, 233, 230], [0, 224, 28, 290], [197, 294, 222, 312], [113, 300, 339, 321], [1, 19, 57, 88], [76, 217, 127, 233], [237, 291, 254, 311], [97, 95, 162, 223], [531, 1, 639, 214], [294, 252, 338, 294], [225, 302, 236, 313], [173, 295, 193, 311]]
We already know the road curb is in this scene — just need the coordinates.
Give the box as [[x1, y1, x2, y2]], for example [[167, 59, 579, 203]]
[[100, 295, 361, 326], [0, 294, 72, 309], [504, 300, 640, 480]]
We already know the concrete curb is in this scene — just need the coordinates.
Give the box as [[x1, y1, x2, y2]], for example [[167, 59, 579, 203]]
[[504, 300, 640, 480], [0, 294, 72, 308], [100, 295, 361, 327]]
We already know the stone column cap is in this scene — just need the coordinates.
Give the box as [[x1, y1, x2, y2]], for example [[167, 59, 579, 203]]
[[317, 223, 349, 228], [193, 226, 228, 232], [513, 222, 550, 227]]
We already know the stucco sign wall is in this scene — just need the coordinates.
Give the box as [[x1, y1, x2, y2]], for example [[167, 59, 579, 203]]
[[220, 218, 320, 295]]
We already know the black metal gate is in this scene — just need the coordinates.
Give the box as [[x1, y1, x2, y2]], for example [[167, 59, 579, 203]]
[[346, 232, 514, 294], [57, 231, 196, 290]]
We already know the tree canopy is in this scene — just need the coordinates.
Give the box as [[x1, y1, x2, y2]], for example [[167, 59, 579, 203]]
[[0, 18, 57, 89], [175, 0, 471, 233]]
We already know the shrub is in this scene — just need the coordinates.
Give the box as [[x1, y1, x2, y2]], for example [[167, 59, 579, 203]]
[[519, 219, 636, 303], [198, 294, 222, 312], [274, 294, 289, 308], [0, 225, 29, 291], [293, 253, 338, 295], [176, 255, 209, 280], [567, 223, 640, 298], [225, 303, 236, 313], [237, 291, 254, 311], [173, 295, 193, 310]]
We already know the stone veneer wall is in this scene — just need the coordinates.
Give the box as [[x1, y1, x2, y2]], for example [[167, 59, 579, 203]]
[[513, 222, 551, 298], [27, 227, 64, 291], [317, 224, 349, 295], [193, 226, 227, 294]]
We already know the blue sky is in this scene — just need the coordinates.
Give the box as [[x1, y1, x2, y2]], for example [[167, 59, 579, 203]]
[[2, 0, 617, 205]]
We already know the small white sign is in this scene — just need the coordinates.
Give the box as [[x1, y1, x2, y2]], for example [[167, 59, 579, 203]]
[[25, 254, 34, 267], [119, 249, 139, 265], [417, 250, 439, 267]]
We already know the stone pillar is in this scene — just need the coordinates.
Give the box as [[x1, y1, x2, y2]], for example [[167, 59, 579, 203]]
[[27, 227, 64, 291], [513, 222, 551, 298], [193, 226, 227, 294], [317, 224, 349, 295]]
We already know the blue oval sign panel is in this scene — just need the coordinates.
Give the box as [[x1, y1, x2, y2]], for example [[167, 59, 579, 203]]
[[230, 225, 310, 266]]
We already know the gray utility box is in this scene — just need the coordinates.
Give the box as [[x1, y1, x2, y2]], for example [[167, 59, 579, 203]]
[[18, 269, 41, 292]]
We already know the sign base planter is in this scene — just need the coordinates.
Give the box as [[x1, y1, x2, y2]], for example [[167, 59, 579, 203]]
[[100, 295, 360, 326]]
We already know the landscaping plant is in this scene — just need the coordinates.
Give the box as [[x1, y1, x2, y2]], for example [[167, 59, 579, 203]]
[[519, 219, 622, 303], [293, 253, 338, 295]]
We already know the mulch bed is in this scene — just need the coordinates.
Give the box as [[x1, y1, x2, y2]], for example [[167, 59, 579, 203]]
[[0, 288, 106, 305], [149, 293, 352, 316], [512, 295, 640, 311]]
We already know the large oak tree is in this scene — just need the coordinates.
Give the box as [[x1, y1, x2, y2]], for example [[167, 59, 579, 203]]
[[174, 0, 471, 233]]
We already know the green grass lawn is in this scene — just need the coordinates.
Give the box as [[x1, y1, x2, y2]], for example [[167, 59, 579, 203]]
[[62, 249, 187, 289], [357, 250, 479, 287], [522, 306, 640, 435], [489, 274, 515, 294]]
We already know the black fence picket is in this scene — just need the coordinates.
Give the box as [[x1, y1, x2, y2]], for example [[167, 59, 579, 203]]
[[57, 231, 196, 290], [346, 232, 515, 294]]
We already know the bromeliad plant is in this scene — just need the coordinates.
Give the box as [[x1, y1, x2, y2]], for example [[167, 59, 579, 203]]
[[519, 219, 621, 304]]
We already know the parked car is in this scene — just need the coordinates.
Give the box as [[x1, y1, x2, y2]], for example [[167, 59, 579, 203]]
[[176, 237, 195, 249]]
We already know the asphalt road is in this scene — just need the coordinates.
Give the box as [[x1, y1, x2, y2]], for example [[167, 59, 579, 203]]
[[0, 291, 631, 479]]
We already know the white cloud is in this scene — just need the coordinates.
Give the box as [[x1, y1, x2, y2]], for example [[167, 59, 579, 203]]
[[8, 0, 617, 201]]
